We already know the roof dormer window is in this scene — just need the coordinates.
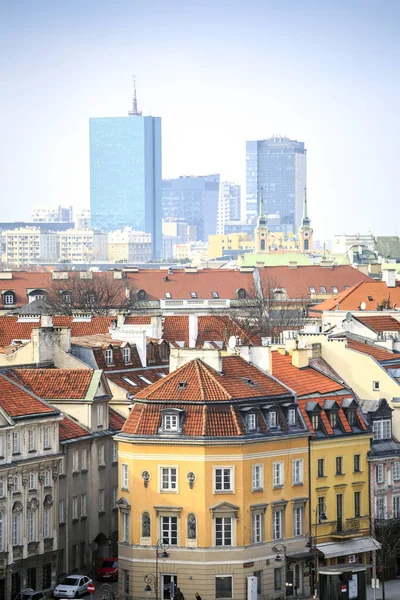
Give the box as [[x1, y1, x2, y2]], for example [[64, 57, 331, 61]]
[[312, 414, 319, 430], [329, 412, 338, 428], [190, 292, 197, 298], [3, 292, 15, 306], [288, 408, 296, 426], [309, 286, 316, 293], [164, 414, 179, 431], [320, 286, 326, 293], [247, 413, 257, 431], [165, 292, 172, 299], [159, 409, 184, 435], [269, 411, 277, 428], [212, 292, 219, 299], [105, 348, 113, 366], [178, 381, 187, 390], [123, 347, 131, 364], [347, 410, 356, 426]]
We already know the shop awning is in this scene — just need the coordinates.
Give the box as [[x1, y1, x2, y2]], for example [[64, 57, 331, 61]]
[[316, 536, 381, 558]]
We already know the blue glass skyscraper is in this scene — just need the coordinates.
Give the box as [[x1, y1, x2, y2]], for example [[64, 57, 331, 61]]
[[90, 84, 162, 258]]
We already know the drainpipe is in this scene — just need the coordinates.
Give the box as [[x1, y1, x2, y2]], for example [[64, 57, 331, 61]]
[[308, 435, 313, 597]]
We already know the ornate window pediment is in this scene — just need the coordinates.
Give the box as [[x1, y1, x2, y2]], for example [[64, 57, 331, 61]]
[[210, 501, 240, 519], [117, 497, 131, 510]]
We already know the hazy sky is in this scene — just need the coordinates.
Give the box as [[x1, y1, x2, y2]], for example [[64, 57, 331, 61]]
[[1, 0, 399, 239]]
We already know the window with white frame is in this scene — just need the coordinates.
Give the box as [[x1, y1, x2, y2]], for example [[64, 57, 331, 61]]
[[0, 513, 3, 551], [123, 347, 131, 363], [44, 469, 51, 487], [105, 348, 113, 366], [72, 450, 79, 472], [0, 480, 4, 498], [98, 489, 105, 512], [28, 429, 35, 451], [292, 460, 303, 485], [376, 497, 386, 519], [13, 475, 20, 493], [293, 506, 303, 536], [81, 448, 87, 471], [28, 511, 36, 542], [59, 499, 65, 523], [269, 411, 277, 428], [12, 513, 21, 545], [97, 405, 103, 427], [113, 441, 118, 463], [81, 493, 87, 517], [59, 457, 65, 476], [98, 444, 105, 467], [4, 293, 15, 305], [163, 414, 179, 431], [273, 462, 283, 487], [373, 420, 392, 440], [252, 512, 263, 543], [0, 436, 3, 457], [121, 464, 129, 489], [28, 472, 36, 490], [12, 431, 20, 454], [122, 512, 130, 543], [288, 408, 296, 426], [43, 507, 51, 538], [215, 516, 232, 546], [393, 462, 400, 481], [215, 576, 232, 599], [214, 467, 233, 492], [247, 413, 257, 431], [376, 463, 385, 484], [161, 467, 177, 491], [273, 509, 283, 540], [252, 465, 263, 491], [72, 496, 78, 520], [274, 568, 282, 591], [373, 381, 380, 391], [161, 515, 178, 545], [43, 426, 50, 449], [393, 496, 400, 519]]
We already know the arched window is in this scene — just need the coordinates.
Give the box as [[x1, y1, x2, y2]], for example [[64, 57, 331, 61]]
[[137, 289, 147, 301], [142, 512, 151, 538], [3, 291, 15, 306], [304, 239, 309, 251], [28, 290, 46, 303], [237, 288, 247, 300], [260, 239, 265, 251]]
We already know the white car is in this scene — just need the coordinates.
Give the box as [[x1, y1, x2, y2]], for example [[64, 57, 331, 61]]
[[53, 575, 92, 598]]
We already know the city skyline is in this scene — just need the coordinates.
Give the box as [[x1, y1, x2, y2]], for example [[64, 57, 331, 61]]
[[1, 0, 400, 238]]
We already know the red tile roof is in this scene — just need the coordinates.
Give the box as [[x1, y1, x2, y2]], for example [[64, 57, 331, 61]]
[[161, 315, 256, 347], [297, 396, 366, 436], [162, 316, 189, 345], [346, 338, 398, 362], [109, 407, 126, 431], [59, 414, 90, 441], [107, 368, 169, 394], [311, 281, 400, 313], [9, 369, 94, 399], [355, 315, 400, 332], [0, 374, 58, 417], [124, 316, 152, 324], [134, 356, 289, 402], [271, 352, 345, 396]]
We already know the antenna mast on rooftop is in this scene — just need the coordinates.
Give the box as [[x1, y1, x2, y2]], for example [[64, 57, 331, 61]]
[[128, 75, 142, 116]]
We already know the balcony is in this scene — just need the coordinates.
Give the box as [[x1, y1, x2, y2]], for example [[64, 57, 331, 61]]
[[160, 298, 231, 310], [331, 517, 370, 538]]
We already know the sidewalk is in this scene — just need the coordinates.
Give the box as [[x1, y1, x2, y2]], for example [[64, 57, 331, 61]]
[[366, 578, 400, 600]]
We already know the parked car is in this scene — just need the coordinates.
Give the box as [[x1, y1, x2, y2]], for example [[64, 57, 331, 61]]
[[14, 591, 47, 600], [53, 575, 92, 598], [97, 557, 118, 581]]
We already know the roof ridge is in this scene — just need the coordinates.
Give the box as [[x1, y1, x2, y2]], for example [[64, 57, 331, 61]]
[[196, 359, 232, 400], [230, 404, 242, 435], [134, 403, 145, 434], [194, 360, 207, 400]]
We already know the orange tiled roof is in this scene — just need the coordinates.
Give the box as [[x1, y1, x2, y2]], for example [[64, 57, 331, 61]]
[[59, 414, 90, 441], [0, 374, 58, 418], [312, 281, 400, 313], [355, 315, 400, 332], [9, 369, 94, 399], [109, 407, 126, 431], [124, 316, 152, 325], [134, 356, 290, 402], [162, 316, 189, 345], [106, 368, 169, 394], [297, 396, 367, 436], [346, 338, 398, 362], [271, 352, 345, 396]]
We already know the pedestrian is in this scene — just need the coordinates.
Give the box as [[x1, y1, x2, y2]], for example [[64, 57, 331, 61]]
[[195, 593, 202, 600], [175, 587, 185, 600]]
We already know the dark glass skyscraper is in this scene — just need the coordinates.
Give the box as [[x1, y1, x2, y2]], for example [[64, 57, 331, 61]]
[[246, 137, 306, 235], [90, 87, 162, 258], [162, 175, 220, 241]]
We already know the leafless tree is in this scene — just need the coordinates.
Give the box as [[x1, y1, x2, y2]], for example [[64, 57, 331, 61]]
[[45, 272, 139, 315], [375, 515, 400, 599]]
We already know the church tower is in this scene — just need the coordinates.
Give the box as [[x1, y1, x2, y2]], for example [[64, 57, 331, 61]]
[[298, 188, 313, 252], [254, 189, 270, 253]]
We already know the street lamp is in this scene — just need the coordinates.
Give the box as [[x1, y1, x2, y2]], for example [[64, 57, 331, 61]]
[[272, 543, 287, 600], [307, 503, 328, 600], [144, 539, 169, 600]]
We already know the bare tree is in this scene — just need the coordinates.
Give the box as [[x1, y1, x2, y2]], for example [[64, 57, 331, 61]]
[[375, 516, 400, 599], [45, 272, 139, 315]]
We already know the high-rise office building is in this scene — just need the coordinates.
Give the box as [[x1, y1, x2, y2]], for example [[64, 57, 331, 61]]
[[89, 81, 162, 258], [162, 175, 220, 242], [246, 136, 306, 234], [216, 181, 241, 234]]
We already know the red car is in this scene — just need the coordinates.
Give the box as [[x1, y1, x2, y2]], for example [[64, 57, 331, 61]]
[[97, 557, 118, 581]]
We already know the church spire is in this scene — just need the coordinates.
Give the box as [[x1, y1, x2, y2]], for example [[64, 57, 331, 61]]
[[302, 187, 310, 227], [128, 76, 142, 116]]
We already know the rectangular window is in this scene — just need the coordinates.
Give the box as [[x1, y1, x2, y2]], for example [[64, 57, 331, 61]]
[[320, 286, 327, 293], [28, 511, 36, 542], [28, 429, 35, 451], [81, 449, 87, 471], [43, 508, 51, 538], [376, 498, 386, 519], [252, 465, 263, 491], [274, 568, 282, 591], [161, 467, 177, 491], [329, 412, 337, 428], [13, 475, 20, 493], [121, 464, 129, 489], [80, 494, 87, 517], [72, 450, 79, 473], [269, 411, 277, 428], [336, 457, 343, 475], [162, 515, 178, 545], [12, 514, 20, 546], [312, 414, 319, 430], [122, 512, 130, 543], [164, 414, 179, 431], [59, 457, 65, 476], [292, 459, 303, 485], [113, 441, 118, 463], [354, 491, 361, 518], [12, 432, 20, 454], [293, 506, 303, 536], [215, 516, 232, 546], [123, 347, 131, 363], [113, 486, 118, 507], [105, 349, 113, 365], [59, 499, 65, 523], [373, 381, 380, 391], [215, 575, 233, 599], [214, 467, 233, 492], [317, 458, 325, 477], [354, 455, 361, 473], [376, 463, 385, 484], [318, 497, 327, 521], [98, 444, 105, 467], [72, 496, 78, 520], [373, 420, 392, 440], [44, 469, 51, 487], [273, 462, 283, 487], [288, 409, 296, 426], [98, 489, 105, 512], [43, 426, 50, 449], [97, 405, 103, 427], [124, 570, 130, 594], [252, 513, 262, 543], [393, 496, 400, 519], [247, 413, 257, 431], [393, 462, 400, 481], [273, 510, 283, 540]]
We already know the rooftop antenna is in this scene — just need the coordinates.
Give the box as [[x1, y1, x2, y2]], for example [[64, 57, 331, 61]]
[[128, 75, 142, 116]]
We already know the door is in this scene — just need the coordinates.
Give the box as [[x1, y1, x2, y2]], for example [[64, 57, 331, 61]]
[[162, 575, 177, 600], [336, 494, 343, 531]]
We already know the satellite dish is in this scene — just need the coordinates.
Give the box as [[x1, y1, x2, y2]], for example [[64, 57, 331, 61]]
[[346, 312, 352, 322], [360, 301, 367, 311], [228, 335, 237, 349]]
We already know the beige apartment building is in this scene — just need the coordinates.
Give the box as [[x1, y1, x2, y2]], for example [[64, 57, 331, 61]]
[[108, 228, 152, 263]]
